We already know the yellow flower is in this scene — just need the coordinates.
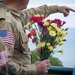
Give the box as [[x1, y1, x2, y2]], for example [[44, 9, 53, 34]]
[[43, 19, 47, 22], [54, 45, 57, 48], [56, 28, 61, 33], [58, 41, 64, 46], [24, 23, 31, 29], [46, 43, 51, 46], [38, 42, 42, 48], [51, 23, 57, 28], [35, 14, 40, 17], [56, 28, 63, 36], [38, 42, 45, 48], [48, 46, 53, 51], [41, 42, 45, 47], [44, 21, 49, 26], [43, 20, 49, 26], [49, 30, 56, 36], [61, 30, 66, 36], [47, 26, 52, 31], [58, 49, 64, 54], [38, 32, 42, 36], [55, 37, 62, 43]]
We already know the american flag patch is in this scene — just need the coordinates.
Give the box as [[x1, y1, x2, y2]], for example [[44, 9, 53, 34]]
[[0, 30, 14, 45], [0, 50, 8, 66]]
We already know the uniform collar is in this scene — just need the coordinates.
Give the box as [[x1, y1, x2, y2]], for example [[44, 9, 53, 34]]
[[0, 2, 21, 17], [9, 8, 21, 17]]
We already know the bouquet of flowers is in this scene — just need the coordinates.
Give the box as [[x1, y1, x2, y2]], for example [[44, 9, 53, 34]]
[[24, 14, 68, 61]]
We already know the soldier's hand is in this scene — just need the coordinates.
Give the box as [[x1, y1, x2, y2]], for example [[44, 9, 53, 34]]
[[34, 59, 50, 74], [58, 6, 75, 17]]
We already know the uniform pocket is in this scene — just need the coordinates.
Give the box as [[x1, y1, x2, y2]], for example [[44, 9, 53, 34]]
[[19, 31, 30, 52], [19, 31, 29, 43], [19, 31, 31, 64]]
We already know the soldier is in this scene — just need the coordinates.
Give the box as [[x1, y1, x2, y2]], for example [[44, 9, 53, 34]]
[[0, 0, 75, 75]]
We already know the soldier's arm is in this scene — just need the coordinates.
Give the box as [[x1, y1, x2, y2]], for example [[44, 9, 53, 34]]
[[22, 5, 75, 26], [22, 5, 59, 25]]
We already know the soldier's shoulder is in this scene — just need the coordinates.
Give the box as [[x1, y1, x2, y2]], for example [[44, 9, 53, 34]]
[[0, 6, 6, 19], [0, 7, 12, 23]]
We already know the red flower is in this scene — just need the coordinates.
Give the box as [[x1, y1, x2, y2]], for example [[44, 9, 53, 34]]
[[32, 38, 36, 43], [44, 28, 48, 33], [37, 48, 41, 52], [47, 19, 51, 22], [27, 29, 36, 38], [27, 33, 31, 38], [30, 29, 36, 35], [30, 16, 43, 22], [42, 27, 48, 35]]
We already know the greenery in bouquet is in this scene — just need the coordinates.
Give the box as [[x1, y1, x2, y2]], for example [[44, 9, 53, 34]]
[[24, 14, 68, 61]]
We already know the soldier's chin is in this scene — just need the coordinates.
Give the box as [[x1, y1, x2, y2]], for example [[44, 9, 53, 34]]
[[21, 7, 27, 10]]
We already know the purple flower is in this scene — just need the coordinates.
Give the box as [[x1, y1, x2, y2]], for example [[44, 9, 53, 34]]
[[63, 39, 66, 41], [37, 21, 44, 27], [62, 21, 66, 25], [52, 19, 63, 27]]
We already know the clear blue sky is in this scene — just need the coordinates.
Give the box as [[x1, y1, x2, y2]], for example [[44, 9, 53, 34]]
[[27, 0, 75, 68]]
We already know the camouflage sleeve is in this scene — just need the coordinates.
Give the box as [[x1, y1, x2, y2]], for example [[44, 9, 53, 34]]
[[19, 64, 37, 75], [22, 5, 59, 25]]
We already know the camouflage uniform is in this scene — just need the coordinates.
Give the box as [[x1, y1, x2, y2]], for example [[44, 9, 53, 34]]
[[0, 2, 59, 75]]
